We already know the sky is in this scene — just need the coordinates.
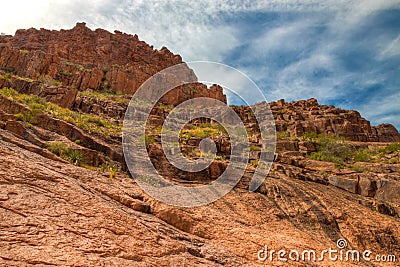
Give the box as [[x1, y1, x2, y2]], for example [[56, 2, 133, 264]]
[[1, 0, 400, 129]]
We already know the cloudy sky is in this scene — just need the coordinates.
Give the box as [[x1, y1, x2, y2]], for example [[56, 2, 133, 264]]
[[1, 0, 400, 129]]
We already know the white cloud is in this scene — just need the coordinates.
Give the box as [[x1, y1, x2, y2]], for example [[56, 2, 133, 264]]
[[250, 20, 315, 58], [331, 0, 400, 30], [273, 53, 347, 100], [357, 92, 400, 128], [378, 34, 400, 60]]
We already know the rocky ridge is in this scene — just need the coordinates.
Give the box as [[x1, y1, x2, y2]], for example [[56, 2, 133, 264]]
[[0, 23, 226, 104], [271, 98, 400, 142]]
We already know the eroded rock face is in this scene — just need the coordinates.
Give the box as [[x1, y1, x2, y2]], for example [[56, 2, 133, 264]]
[[0, 74, 77, 108], [1, 135, 399, 266], [0, 46, 59, 78], [373, 124, 400, 142], [0, 23, 227, 104], [9, 22, 182, 68], [269, 98, 400, 142]]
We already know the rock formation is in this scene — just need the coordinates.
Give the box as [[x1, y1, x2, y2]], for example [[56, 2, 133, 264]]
[[0, 24, 399, 266], [0, 22, 226, 104], [270, 98, 400, 142]]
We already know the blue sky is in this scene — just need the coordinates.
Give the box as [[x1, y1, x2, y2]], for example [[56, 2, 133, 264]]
[[1, 0, 400, 129]]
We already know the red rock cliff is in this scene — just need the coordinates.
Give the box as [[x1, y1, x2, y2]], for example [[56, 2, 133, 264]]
[[0, 22, 226, 104]]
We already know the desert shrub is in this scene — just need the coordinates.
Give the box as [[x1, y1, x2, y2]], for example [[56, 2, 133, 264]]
[[47, 142, 69, 156], [276, 131, 289, 139], [66, 150, 83, 165], [38, 75, 62, 86], [310, 135, 354, 165], [180, 124, 222, 139], [13, 109, 41, 124], [215, 155, 225, 160], [78, 90, 131, 105], [0, 87, 17, 97], [47, 142, 83, 166], [146, 134, 156, 145], [0, 88, 121, 138], [0, 72, 12, 82], [57, 69, 73, 76], [101, 162, 121, 179], [349, 164, 370, 173], [306, 135, 399, 165], [14, 113, 25, 121], [379, 143, 400, 154], [354, 149, 372, 162], [87, 116, 110, 127], [301, 132, 319, 141]]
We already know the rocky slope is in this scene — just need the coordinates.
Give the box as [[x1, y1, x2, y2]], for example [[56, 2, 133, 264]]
[[0, 24, 399, 266]]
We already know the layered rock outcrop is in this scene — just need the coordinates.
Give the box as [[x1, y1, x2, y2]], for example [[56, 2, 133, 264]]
[[1, 126, 399, 266], [270, 98, 400, 142], [0, 23, 226, 104]]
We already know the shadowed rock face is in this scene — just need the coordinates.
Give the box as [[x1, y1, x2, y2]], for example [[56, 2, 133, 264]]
[[0, 24, 400, 266]]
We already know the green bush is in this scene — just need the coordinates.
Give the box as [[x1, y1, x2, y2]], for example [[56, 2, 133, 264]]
[[139, 134, 156, 146], [67, 150, 83, 165], [47, 142, 69, 156], [354, 149, 372, 162], [307, 135, 400, 165], [78, 90, 131, 105], [13, 109, 41, 124], [0, 72, 12, 82], [301, 132, 319, 141], [0, 88, 121, 138], [145, 134, 155, 145], [310, 135, 354, 165], [57, 69, 73, 76], [47, 142, 83, 166], [179, 122, 223, 139], [100, 162, 120, 179], [349, 164, 368, 173], [38, 75, 62, 86], [379, 143, 400, 154], [0, 87, 17, 97], [276, 131, 289, 139]]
